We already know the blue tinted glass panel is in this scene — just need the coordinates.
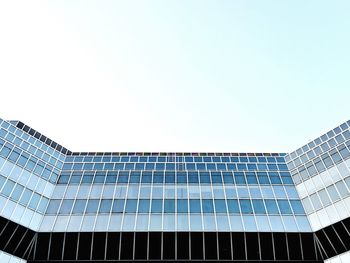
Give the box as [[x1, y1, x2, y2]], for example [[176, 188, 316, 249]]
[[202, 199, 214, 213], [46, 200, 60, 214], [190, 199, 201, 213], [59, 199, 74, 214], [214, 199, 227, 213], [265, 200, 279, 214], [112, 199, 125, 213], [138, 199, 150, 213], [141, 172, 152, 183], [99, 199, 112, 213], [277, 200, 292, 214], [240, 200, 253, 214], [227, 199, 239, 213], [177, 199, 188, 213], [153, 172, 164, 183], [290, 200, 305, 214], [151, 199, 163, 213], [252, 200, 266, 214], [125, 199, 137, 213], [86, 199, 99, 213], [72, 199, 87, 214], [164, 199, 175, 213]]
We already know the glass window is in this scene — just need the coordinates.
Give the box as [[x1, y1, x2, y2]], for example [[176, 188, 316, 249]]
[[112, 199, 125, 213], [264, 199, 279, 214], [82, 173, 93, 184], [177, 199, 188, 213], [214, 199, 227, 213], [94, 173, 106, 183], [152, 186, 163, 198], [141, 171, 152, 183], [225, 187, 236, 198], [240, 199, 253, 214], [246, 173, 258, 184], [37, 197, 49, 213], [277, 200, 292, 214], [28, 192, 41, 210], [151, 199, 163, 213], [310, 193, 322, 210], [202, 199, 214, 213], [252, 200, 266, 214], [327, 185, 340, 202], [199, 172, 210, 183], [188, 172, 199, 184], [290, 200, 304, 214], [125, 199, 137, 213], [139, 186, 151, 198], [59, 199, 74, 214], [227, 199, 239, 213], [46, 199, 61, 214], [138, 199, 150, 213], [86, 199, 99, 213], [153, 172, 164, 183], [249, 187, 262, 198], [165, 172, 175, 183], [223, 172, 234, 184], [10, 183, 24, 201], [164, 199, 175, 213], [130, 172, 141, 183], [189, 199, 201, 213], [211, 172, 222, 184], [72, 199, 87, 214], [318, 189, 332, 207], [177, 172, 187, 183], [273, 186, 287, 198], [99, 199, 112, 213], [117, 172, 129, 183], [212, 186, 225, 198], [1, 180, 15, 196], [127, 185, 139, 198], [335, 180, 349, 197]]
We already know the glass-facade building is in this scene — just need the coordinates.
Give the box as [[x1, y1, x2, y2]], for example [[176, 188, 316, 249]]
[[1, 118, 350, 262]]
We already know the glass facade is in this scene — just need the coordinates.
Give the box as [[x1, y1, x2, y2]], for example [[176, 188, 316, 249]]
[[0, 117, 350, 262]]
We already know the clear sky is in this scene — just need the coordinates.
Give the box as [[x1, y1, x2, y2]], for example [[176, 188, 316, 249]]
[[0, 1, 349, 153]]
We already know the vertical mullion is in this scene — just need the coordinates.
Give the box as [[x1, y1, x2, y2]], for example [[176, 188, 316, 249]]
[[118, 232, 122, 260]]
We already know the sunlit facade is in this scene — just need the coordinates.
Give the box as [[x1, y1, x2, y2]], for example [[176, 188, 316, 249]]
[[0, 117, 350, 262]]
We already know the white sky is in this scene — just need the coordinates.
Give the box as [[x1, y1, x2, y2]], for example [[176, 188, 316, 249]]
[[0, 1, 349, 153]]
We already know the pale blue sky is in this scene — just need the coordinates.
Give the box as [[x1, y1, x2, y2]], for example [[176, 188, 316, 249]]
[[0, 1, 349, 152]]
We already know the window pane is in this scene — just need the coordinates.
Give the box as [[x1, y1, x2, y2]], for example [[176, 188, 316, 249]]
[[99, 199, 112, 213], [189, 199, 201, 213], [290, 200, 304, 214], [239, 199, 253, 214], [277, 200, 292, 214], [164, 199, 175, 213], [59, 199, 74, 214], [138, 199, 150, 213], [177, 199, 188, 213], [125, 199, 137, 213], [86, 199, 99, 213], [252, 200, 266, 214], [46, 199, 61, 214], [72, 199, 87, 214], [264, 200, 279, 214], [227, 199, 240, 213], [214, 199, 227, 213], [202, 199, 214, 213], [112, 199, 125, 213], [151, 199, 163, 213]]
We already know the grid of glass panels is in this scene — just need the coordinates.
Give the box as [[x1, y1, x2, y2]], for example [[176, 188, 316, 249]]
[[40, 151, 311, 232], [285, 120, 350, 231], [0, 119, 63, 230]]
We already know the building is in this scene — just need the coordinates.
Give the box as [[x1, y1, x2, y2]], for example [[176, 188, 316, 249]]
[[0, 117, 350, 262]]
